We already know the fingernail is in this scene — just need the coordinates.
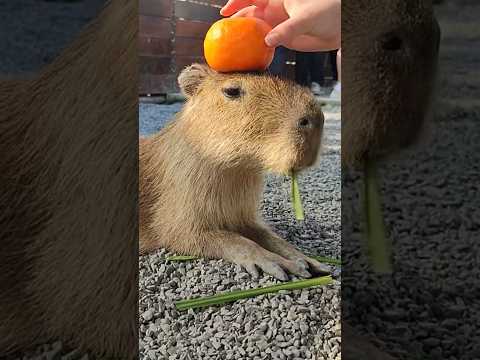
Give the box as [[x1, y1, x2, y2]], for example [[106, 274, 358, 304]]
[[265, 32, 280, 47]]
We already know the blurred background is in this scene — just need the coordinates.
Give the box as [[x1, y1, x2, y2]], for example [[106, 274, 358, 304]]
[[0, 0, 106, 74], [0, 0, 339, 97], [138, 0, 340, 98]]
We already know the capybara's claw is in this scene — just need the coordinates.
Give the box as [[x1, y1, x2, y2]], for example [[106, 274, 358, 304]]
[[288, 253, 331, 275], [231, 247, 312, 281], [274, 252, 331, 276], [296, 258, 310, 270], [248, 228, 331, 276], [257, 260, 289, 281], [243, 263, 260, 279], [234, 255, 289, 281], [304, 257, 331, 275]]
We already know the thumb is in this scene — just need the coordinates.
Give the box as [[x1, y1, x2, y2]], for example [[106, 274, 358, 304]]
[[264, 17, 307, 48]]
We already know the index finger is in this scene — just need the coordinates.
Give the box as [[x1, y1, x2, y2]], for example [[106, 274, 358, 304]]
[[220, 0, 269, 16], [231, 6, 265, 20]]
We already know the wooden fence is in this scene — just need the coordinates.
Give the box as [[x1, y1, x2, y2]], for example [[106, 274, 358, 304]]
[[139, 0, 223, 95], [138, 0, 335, 96]]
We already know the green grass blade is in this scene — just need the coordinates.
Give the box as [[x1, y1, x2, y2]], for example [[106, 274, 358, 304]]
[[291, 171, 305, 221], [364, 160, 392, 273], [166, 255, 199, 262], [175, 276, 332, 311], [311, 256, 342, 266]]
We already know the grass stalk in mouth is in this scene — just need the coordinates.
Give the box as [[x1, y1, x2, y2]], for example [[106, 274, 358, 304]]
[[175, 275, 333, 311], [363, 160, 392, 273], [290, 170, 305, 221]]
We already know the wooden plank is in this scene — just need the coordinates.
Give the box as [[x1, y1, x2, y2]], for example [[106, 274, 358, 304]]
[[175, 55, 206, 72], [175, 37, 204, 56], [175, 19, 211, 38], [175, 0, 222, 22], [139, 15, 173, 38], [139, 37, 172, 56], [139, 0, 173, 17], [140, 56, 172, 75], [139, 73, 151, 94]]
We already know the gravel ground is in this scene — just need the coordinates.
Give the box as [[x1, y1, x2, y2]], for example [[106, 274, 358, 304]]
[[139, 101, 341, 360], [0, 0, 106, 74], [343, 3, 480, 359]]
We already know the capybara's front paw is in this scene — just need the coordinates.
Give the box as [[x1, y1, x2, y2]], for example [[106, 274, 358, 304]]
[[219, 233, 313, 280], [286, 253, 331, 275], [233, 246, 313, 281], [241, 225, 331, 275]]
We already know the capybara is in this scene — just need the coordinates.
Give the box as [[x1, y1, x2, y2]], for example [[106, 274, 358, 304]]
[[341, 1, 441, 360], [0, 0, 137, 358], [342, 0, 441, 167], [140, 64, 330, 280]]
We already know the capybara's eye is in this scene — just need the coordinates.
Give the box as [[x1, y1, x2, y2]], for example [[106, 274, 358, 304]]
[[381, 32, 403, 51], [222, 86, 242, 99]]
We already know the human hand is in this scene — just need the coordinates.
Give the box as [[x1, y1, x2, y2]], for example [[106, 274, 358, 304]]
[[220, 0, 341, 51]]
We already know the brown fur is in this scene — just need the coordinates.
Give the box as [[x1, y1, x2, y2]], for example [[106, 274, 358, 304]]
[[140, 64, 330, 280], [342, 0, 440, 167], [0, 1, 137, 358]]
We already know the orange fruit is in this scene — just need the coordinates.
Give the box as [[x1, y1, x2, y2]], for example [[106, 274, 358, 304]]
[[204, 17, 275, 73]]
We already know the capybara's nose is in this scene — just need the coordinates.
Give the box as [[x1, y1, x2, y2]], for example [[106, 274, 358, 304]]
[[297, 116, 318, 130]]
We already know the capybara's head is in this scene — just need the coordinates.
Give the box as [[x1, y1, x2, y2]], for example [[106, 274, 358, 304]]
[[342, 0, 441, 167], [177, 64, 324, 174]]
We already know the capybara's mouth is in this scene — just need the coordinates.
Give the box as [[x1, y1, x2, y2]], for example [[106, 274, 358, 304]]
[[293, 146, 320, 171]]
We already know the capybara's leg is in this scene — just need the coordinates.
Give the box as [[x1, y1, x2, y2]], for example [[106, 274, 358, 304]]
[[240, 225, 331, 275], [203, 231, 312, 280], [139, 228, 162, 256]]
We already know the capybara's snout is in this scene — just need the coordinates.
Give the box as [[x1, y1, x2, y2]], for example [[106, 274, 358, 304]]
[[292, 112, 324, 170], [258, 95, 324, 174]]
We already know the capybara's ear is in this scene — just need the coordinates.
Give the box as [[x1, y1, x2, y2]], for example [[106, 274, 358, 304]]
[[178, 63, 213, 97]]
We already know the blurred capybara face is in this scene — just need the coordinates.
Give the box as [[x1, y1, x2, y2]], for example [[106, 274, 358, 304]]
[[342, 0, 440, 167], [178, 64, 324, 174]]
